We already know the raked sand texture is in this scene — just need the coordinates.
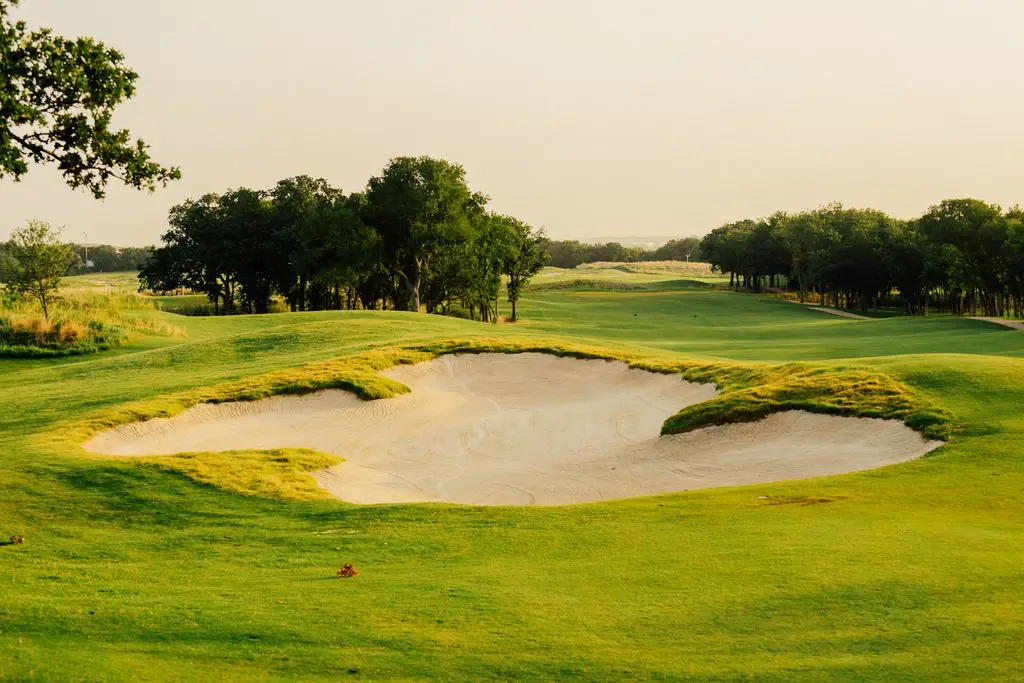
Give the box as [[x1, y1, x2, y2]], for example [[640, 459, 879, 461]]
[[84, 353, 941, 505]]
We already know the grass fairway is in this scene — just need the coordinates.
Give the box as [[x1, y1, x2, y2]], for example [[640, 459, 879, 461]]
[[62, 271, 143, 293], [1, 279, 1023, 680]]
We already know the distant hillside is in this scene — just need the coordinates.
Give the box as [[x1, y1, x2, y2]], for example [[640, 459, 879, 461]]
[[576, 236, 683, 249]]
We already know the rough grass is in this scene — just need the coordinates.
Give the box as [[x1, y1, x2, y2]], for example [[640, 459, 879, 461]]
[[658, 363, 954, 440], [0, 292, 185, 357], [136, 449, 343, 501]]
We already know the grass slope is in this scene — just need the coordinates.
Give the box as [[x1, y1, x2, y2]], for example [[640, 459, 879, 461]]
[[520, 287, 1024, 360], [1, 279, 1022, 680]]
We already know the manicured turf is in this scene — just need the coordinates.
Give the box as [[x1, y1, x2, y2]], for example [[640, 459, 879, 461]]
[[62, 271, 144, 293], [1, 277, 1022, 680], [521, 287, 1024, 360]]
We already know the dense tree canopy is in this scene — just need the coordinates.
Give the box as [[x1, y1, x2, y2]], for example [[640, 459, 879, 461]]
[[363, 157, 484, 312], [141, 158, 548, 321], [542, 236, 703, 268], [1, 0, 179, 196], [701, 199, 1024, 317], [67, 244, 152, 273], [543, 240, 636, 268]]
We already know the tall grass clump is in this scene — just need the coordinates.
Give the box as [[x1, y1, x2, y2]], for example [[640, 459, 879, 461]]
[[0, 290, 185, 357]]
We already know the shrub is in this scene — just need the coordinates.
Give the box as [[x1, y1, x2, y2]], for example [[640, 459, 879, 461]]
[[440, 306, 476, 321], [54, 320, 86, 344], [0, 291, 184, 357]]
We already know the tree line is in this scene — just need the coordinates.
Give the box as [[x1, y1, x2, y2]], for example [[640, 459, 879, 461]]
[[700, 199, 1024, 317], [69, 244, 153, 273], [2, 239, 155, 276], [140, 157, 547, 321], [543, 237, 701, 268]]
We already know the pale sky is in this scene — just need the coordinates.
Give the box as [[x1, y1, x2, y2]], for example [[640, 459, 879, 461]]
[[2, 0, 1023, 246]]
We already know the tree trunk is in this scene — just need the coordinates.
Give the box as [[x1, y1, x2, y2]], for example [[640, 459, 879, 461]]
[[38, 284, 49, 321], [254, 284, 271, 314], [399, 264, 422, 312], [410, 277, 420, 312]]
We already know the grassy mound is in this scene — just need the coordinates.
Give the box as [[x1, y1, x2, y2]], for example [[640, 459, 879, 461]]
[[657, 362, 953, 440], [136, 449, 342, 501]]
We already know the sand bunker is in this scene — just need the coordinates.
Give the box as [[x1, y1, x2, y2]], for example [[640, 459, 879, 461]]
[[84, 353, 940, 505], [972, 317, 1024, 330]]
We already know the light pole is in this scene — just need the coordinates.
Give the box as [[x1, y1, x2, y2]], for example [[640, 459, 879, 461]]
[[83, 232, 88, 273]]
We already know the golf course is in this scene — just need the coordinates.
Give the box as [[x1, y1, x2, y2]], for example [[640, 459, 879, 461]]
[[4, 1, 1024, 679], [2, 271, 1023, 680]]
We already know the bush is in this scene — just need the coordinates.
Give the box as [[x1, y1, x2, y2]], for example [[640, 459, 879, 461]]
[[440, 306, 476, 321], [161, 301, 218, 316], [0, 291, 185, 357]]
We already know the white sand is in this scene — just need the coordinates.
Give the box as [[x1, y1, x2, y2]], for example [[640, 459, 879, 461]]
[[84, 353, 940, 505], [804, 305, 871, 320], [782, 299, 871, 320], [972, 317, 1024, 330]]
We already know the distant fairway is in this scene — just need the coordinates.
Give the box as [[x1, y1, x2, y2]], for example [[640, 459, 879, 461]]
[[1, 275, 1022, 680], [522, 285, 1024, 360], [62, 271, 143, 293]]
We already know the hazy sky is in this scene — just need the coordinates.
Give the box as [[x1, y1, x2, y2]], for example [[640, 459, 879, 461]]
[[2, 0, 1023, 246]]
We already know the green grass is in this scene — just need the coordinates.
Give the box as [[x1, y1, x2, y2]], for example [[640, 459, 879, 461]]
[[62, 271, 143, 293], [518, 287, 1024, 360], [1, 275, 1022, 680]]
